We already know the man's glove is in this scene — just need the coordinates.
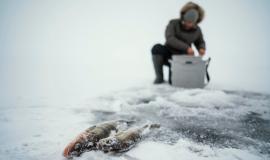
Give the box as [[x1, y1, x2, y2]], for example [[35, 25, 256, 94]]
[[187, 47, 194, 56], [199, 48, 205, 56]]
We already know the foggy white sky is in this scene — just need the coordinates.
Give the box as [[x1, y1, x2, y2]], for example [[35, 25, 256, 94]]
[[0, 0, 270, 106]]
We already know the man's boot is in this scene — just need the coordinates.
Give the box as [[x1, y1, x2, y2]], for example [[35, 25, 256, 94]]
[[168, 66, 172, 85], [152, 54, 164, 84]]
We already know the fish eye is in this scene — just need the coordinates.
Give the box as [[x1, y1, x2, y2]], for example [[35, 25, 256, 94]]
[[74, 143, 81, 150]]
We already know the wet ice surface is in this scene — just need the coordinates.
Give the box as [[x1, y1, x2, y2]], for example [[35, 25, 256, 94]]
[[0, 85, 269, 160], [87, 85, 270, 160]]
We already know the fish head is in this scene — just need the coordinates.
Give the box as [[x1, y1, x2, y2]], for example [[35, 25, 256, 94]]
[[63, 132, 97, 158]]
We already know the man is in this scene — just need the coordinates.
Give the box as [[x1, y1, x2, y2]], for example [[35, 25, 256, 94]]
[[151, 2, 206, 84]]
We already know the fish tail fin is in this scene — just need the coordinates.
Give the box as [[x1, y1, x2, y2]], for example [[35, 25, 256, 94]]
[[149, 124, 161, 129]]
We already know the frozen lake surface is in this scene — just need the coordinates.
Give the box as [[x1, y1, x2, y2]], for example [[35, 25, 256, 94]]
[[0, 85, 269, 160]]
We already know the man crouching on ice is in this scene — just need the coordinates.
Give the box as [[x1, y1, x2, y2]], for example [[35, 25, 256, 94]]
[[151, 2, 206, 84]]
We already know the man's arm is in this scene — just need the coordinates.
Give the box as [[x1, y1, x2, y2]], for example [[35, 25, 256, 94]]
[[165, 20, 190, 52], [194, 27, 206, 56]]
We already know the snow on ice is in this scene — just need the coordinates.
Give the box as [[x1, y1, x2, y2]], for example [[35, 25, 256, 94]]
[[1, 84, 269, 160]]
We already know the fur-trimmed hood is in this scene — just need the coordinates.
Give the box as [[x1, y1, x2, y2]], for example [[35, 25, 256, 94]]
[[180, 2, 205, 24]]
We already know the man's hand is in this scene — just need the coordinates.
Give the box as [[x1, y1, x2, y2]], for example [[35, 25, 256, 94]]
[[187, 47, 194, 56], [199, 48, 206, 56]]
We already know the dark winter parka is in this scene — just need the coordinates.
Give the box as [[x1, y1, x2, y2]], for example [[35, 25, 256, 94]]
[[165, 2, 206, 55]]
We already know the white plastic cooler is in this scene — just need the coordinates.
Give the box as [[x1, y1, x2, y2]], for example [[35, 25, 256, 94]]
[[170, 55, 210, 88]]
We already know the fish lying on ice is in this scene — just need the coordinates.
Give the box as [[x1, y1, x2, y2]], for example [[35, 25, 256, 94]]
[[63, 120, 132, 158], [97, 124, 160, 153]]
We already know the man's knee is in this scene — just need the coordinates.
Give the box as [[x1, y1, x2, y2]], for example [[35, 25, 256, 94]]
[[151, 44, 165, 55]]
